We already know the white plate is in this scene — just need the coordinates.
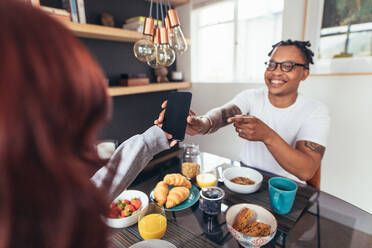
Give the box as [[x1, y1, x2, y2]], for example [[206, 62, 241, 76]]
[[129, 239, 177, 248]]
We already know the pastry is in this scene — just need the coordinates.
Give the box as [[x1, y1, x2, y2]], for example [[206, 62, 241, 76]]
[[165, 187, 190, 208], [163, 173, 191, 189], [232, 207, 254, 231], [154, 181, 169, 207]]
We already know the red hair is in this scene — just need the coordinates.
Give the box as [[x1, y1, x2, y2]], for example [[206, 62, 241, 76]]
[[0, 1, 111, 247]]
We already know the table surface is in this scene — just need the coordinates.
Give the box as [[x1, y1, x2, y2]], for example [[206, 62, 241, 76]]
[[111, 152, 372, 248]]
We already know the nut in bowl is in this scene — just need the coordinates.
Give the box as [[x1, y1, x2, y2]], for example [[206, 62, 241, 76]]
[[226, 203, 277, 248], [223, 167, 263, 194], [104, 190, 149, 228]]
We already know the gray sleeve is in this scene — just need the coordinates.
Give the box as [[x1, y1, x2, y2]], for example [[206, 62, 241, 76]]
[[91, 125, 170, 200]]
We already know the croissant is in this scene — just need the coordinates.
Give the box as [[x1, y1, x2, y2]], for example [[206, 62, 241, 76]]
[[153, 181, 169, 207], [165, 187, 190, 208], [163, 173, 191, 189]]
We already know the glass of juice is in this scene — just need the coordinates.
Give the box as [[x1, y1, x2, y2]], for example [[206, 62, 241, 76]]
[[138, 203, 167, 240]]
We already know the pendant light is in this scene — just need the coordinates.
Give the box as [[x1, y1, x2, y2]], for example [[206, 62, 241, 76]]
[[159, 26, 175, 67], [148, 0, 175, 68], [147, 26, 162, 68], [167, 0, 188, 54], [158, 0, 175, 67], [133, 1, 156, 62]]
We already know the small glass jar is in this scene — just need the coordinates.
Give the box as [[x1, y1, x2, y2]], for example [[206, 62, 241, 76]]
[[181, 144, 201, 179]]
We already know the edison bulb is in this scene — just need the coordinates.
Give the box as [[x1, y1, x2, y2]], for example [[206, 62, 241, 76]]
[[147, 45, 161, 69], [158, 44, 175, 67], [171, 26, 188, 54], [133, 35, 156, 62]]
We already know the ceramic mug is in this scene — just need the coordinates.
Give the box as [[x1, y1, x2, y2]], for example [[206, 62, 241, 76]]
[[268, 177, 298, 215]]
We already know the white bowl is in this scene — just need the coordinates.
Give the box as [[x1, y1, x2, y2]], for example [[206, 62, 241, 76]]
[[223, 167, 263, 194], [226, 203, 277, 248], [104, 190, 149, 228]]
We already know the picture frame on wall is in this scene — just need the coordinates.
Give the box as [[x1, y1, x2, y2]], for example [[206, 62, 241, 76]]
[[303, 0, 372, 76]]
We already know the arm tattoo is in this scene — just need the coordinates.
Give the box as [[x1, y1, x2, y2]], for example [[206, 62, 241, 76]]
[[221, 105, 241, 124], [304, 141, 325, 156], [204, 104, 242, 133]]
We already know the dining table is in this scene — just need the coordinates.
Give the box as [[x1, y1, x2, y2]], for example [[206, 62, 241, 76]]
[[108, 152, 372, 248]]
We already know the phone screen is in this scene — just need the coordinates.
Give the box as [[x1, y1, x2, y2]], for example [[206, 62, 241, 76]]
[[162, 92, 192, 141]]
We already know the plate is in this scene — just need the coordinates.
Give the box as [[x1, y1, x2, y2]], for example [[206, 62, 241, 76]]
[[129, 239, 177, 248], [150, 185, 200, 211]]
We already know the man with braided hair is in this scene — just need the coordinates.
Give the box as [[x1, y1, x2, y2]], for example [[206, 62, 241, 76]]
[[157, 40, 330, 185]]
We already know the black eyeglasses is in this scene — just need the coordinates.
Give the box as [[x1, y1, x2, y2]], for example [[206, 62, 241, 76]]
[[265, 61, 309, 72]]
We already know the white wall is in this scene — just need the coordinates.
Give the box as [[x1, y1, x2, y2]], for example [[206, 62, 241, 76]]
[[178, 1, 372, 214]]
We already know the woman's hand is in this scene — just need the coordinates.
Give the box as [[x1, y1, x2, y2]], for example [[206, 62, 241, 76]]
[[154, 101, 177, 147], [154, 101, 210, 136]]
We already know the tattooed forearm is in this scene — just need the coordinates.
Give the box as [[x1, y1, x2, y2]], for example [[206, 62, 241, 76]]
[[304, 141, 325, 156], [204, 104, 242, 133], [221, 105, 241, 124]]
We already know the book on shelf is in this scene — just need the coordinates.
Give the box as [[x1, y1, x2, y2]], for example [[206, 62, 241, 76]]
[[68, 0, 79, 23], [76, 0, 86, 24], [40, 6, 71, 22]]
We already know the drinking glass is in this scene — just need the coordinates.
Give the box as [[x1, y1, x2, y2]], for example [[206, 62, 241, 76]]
[[138, 203, 167, 240]]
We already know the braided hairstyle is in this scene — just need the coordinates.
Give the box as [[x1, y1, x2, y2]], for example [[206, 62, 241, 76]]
[[268, 39, 314, 67]]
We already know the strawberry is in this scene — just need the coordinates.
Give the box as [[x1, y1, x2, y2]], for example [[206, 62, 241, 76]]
[[122, 199, 130, 205], [131, 198, 141, 210], [121, 209, 132, 217], [108, 208, 120, 218], [110, 202, 117, 209], [125, 204, 136, 213]]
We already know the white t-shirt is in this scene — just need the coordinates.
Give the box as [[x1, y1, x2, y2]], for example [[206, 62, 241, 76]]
[[230, 87, 330, 183]]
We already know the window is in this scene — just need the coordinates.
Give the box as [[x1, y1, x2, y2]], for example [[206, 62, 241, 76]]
[[191, 0, 283, 83]]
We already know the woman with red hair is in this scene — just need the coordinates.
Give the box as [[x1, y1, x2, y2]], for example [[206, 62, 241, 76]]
[[0, 1, 174, 247]]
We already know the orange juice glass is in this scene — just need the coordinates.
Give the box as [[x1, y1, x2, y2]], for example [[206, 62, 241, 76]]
[[138, 203, 167, 240], [196, 173, 217, 188]]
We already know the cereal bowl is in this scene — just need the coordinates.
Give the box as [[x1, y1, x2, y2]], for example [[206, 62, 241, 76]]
[[104, 190, 149, 228], [223, 167, 263, 194], [226, 203, 277, 248]]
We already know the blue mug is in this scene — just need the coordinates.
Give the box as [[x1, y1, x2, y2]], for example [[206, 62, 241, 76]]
[[268, 177, 298, 215]]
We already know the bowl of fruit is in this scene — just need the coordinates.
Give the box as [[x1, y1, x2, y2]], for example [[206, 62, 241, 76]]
[[104, 190, 149, 228]]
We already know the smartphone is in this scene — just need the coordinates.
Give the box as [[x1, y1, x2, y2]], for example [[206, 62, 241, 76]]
[[162, 92, 192, 141]]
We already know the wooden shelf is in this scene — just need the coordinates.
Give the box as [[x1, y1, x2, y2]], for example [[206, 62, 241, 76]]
[[61, 21, 143, 42], [61, 20, 190, 44], [108, 82, 191, 96]]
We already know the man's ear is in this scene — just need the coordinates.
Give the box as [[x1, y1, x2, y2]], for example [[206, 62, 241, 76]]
[[302, 69, 310, 81]]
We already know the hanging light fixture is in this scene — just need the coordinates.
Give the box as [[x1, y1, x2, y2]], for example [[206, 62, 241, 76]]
[[167, 0, 188, 54], [133, 1, 156, 62], [148, 0, 175, 68], [147, 26, 162, 68], [158, 26, 175, 67], [158, 0, 175, 67], [135, 0, 185, 68]]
